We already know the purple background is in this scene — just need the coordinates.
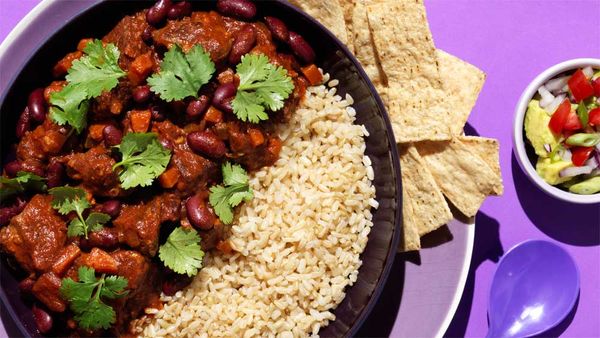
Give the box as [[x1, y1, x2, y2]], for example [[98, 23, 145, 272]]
[[1, 0, 599, 337]]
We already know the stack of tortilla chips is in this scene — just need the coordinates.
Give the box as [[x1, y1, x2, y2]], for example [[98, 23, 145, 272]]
[[290, 0, 504, 251]]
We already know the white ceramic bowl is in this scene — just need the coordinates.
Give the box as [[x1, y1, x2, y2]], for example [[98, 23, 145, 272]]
[[513, 58, 600, 204]]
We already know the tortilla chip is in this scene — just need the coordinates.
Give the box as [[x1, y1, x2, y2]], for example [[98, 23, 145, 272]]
[[457, 136, 504, 195], [352, 0, 387, 86], [437, 50, 486, 135], [399, 144, 453, 237], [367, 1, 452, 142], [399, 182, 421, 252], [288, 0, 349, 45], [415, 138, 502, 217]]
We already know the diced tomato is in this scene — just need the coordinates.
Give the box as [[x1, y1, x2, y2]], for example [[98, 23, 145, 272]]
[[548, 99, 571, 134], [589, 107, 600, 126], [571, 146, 594, 166], [568, 69, 594, 102], [593, 78, 600, 97], [563, 112, 583, 131]]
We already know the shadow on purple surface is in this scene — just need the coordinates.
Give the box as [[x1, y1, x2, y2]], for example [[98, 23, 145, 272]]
[[355, 254, 405, 338], [444, 212, 504, 338], [511, 152, 600, 246]]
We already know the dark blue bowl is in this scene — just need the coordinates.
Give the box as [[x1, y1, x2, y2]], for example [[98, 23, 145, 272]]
[[0, 1, 402, 336]]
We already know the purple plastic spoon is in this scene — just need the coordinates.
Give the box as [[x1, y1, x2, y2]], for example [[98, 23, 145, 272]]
[[487, 240, 579, 338]]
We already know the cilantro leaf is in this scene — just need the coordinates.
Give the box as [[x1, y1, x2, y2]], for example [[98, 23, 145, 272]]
[[60, 267, 128, 330], [50, 39, 125, 133], [0, 171, 47, 203], [112, 132, 172, 189], [49, 186, 110, 238], [208, 163, 253, 224], [148, 44, 216, 101], [231, 54, 294, 123], [158, 226, 205, 277]]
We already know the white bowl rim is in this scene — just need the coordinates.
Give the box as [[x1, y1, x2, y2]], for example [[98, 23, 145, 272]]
[[513, 58, 600, 204]]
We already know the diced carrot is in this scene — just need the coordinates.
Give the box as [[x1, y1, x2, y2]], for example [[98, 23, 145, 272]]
[[52, 51, 83, 78], [216, 240, 233, 254], [159, 167, 180, 189], [301, 64, 323, 86], [204, 106, 223, 123], [128, 52, 154, 85], [44, 81, 66, 101], [77, 38, 94, 51], [248, 128, 265, 147], [51, 244, 81, 276], [130, 109, 152, 133], [267, 137, 282, 157], [110, 99, 123, 115], [81, 248, 118, 275], [32, 272, 66, 313], [88, 124, 106, 141]]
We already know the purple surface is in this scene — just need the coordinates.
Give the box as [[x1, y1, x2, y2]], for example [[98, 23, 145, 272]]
[[1, 0, 599, 337], [488, 240, 580, 338]]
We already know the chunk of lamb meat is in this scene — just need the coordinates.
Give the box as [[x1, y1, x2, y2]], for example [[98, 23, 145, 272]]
[[113, 193, 180, 256], [91, 12, 157, 118], [32, 272, 66, 313], [16, 119, 69, 175], [0, 195, 67, 273], [110, 250, 160, 335], [154, 121, 218, 194], [64, 146, 123, 197], [152, 11, 232, 62]]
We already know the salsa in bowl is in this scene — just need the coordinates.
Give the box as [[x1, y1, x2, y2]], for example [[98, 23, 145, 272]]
[[514, 58, 600, 204]]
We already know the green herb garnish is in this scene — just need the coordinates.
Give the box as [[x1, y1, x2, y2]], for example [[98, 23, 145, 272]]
[[49, 186, 110, 238], [0, 171, 46, 203], [112, 132, 172, 189], [231, 54, 295, 123], [50, 39, 126, 133], [208, 163, 253, 224], [158, 226, 205, 277], [577, 102, 589, 127], [147, 44, 216, 101], [60, 266, 128, 330]]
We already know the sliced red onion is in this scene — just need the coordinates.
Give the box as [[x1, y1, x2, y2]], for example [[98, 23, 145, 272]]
[[594, 151, 600, 168], [546, 94, 566, 115], [595, 143, 600, 153], [545, 76, 569, 93], [560, 148, 572, 162], [543, 143, 552, 153], [582, 66, 593, 79], [585, 155, 599, 168], [559, 165, 594, 178], [590, 168, 600, 177], [538, 85, 555, 108]]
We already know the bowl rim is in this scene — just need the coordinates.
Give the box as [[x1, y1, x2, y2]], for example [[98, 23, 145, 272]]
[[0, 0, 403, 336], [513, 57, 600, 204]]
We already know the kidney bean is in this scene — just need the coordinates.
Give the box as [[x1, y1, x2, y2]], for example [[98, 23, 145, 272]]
[[101, 200, 121, 218], [102, 125, 123, 146], [87, 228, 119, 249], [1, 198, 28, 226], [28, 88, 47, 123], [216, 0, 256, 20], [46, 162, 64, 188], [142, 26, 154, 44], [16, 107, 31, 138], [228, 25, 257, 64], [264, 16, 289, 42], [151, 105, 166, 122], [212, 82, 237, 113], [32, 305, 53, 334], [288, 31, 315, 64], [19, 278, 35, 293], [133, 85, 152, 103], [167, 1, 192, 20], [186, 95, 210, 118], [186, 195, 216, 230], [187, 131, 227, 158], [4, 161, 22, 178], [146, 0, 172, 26]]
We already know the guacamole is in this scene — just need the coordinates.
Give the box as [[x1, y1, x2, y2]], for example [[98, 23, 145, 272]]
[[523, 67, 600, 195]]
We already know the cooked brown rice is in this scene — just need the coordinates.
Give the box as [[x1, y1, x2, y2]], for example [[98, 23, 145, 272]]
[[133, 75, 376, 337]]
